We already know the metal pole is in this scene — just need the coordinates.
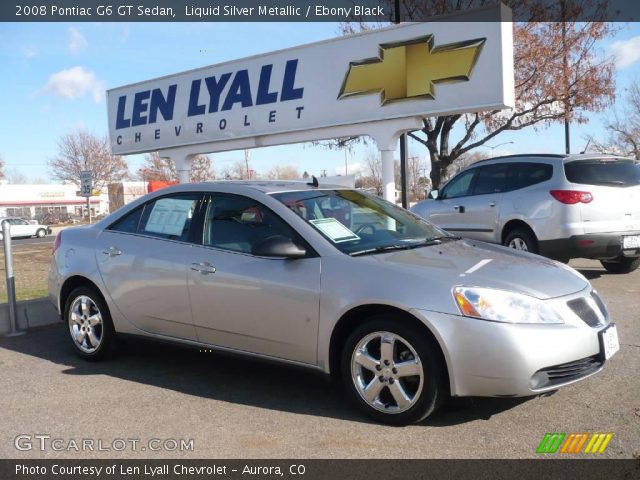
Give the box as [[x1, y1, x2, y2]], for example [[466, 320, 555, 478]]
[[561, 0, 570, 154], [86, 196, 91, 224], [399, 134, 409, 208], [395, 0, 409, 207], [2, 221, 24, 336]]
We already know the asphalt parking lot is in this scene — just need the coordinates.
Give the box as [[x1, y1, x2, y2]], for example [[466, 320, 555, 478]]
[[0, 259, 638, 459]]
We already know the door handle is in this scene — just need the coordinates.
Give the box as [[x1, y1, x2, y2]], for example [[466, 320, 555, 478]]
[[191, 262, 216, 274], [453, 205, 465, 213], [102, 246, 122, 257], [489, 202, 496, 207]]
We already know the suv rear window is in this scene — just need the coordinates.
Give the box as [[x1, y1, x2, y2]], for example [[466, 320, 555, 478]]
[[565, 159, 640, 187]]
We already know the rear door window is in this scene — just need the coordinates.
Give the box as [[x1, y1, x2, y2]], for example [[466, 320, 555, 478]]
[[138, 194, 204, 242], [507, 162, 553, 191], [565, 159, 640, 187], [473, 164, 509, 195]]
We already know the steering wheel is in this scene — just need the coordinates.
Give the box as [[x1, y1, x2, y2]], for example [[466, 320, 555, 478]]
[[355, 223, 377, 235]]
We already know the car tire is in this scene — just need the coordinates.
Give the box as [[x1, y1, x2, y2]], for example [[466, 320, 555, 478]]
[[64, 286, 116, 361], [600, 256, 640, 274], [36, 228, 46, 238], [504, 228, 538, 254], [340, 315, 447, 426]]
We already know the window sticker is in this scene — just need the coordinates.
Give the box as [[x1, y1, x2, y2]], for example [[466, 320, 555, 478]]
[[310, 218, 360, 243], [144, 198, 193, 236]]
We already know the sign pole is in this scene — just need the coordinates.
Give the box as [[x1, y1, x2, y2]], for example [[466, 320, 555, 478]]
[[395, 0, 410, 208], [2, 221, 24, 336]]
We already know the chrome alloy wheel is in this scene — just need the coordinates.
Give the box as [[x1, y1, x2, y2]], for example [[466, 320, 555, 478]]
[[69, 296, 103, 353], [508, 237, 528, 251], [351, 331, 424, 414]]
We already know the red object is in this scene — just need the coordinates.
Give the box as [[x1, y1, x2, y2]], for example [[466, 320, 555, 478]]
[[550, 190, 593, 204], [52, 231, 62, 255], [147, 180, 178, 193]]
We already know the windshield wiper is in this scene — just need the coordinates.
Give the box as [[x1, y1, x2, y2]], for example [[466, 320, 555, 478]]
[[349, 244, 414, 257], [350, 236, 461, 256], [422, 234, 462, 245]]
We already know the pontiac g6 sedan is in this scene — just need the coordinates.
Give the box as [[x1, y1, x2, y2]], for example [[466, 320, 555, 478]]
[[49, 181, 619, 425]]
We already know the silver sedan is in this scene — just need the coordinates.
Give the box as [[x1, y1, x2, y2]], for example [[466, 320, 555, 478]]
[[49, 181, 619, 425]]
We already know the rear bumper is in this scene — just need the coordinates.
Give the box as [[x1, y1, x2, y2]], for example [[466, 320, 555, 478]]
[[539, 231, 640, 260]]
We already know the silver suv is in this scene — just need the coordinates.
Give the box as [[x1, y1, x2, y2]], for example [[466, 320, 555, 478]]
[[411, 154, 640, 273]]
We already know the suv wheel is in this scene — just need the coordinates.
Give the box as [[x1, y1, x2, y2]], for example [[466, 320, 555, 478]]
[[600, 256, 640, 274], [341, 315, 446, 425], [64, 286, 115, 360], [504, 228, 538, 254]]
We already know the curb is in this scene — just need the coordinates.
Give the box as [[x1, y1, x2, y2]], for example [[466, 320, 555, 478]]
[[0, 297, 60, 335]]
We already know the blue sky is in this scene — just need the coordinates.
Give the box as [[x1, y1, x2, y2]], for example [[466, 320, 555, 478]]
[[1, 22, 639, 182]]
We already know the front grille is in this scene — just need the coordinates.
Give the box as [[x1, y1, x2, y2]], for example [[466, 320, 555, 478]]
[[532, 355, 603, 389], [567, 297, 602, 327]]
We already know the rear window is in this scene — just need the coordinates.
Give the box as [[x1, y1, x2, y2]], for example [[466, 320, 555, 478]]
[[565, 159, 640, 187]]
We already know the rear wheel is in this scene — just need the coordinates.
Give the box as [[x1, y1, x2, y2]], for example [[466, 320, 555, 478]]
[[341, 315, 447, 425], [600, 256, 640, 274], [504, 228, 538, 254], [64, 286, 115, 360]]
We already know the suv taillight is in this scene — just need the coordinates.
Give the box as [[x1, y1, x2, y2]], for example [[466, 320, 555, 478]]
[[550, 190, 593, 204], [52, 231, 62, 255]]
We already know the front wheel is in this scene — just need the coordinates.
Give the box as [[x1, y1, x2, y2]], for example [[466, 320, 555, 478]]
[[341, 316, 447, 425], [64, 286, 115, 360], [600, 256, 640, 274], [36, 228, 46, 238]]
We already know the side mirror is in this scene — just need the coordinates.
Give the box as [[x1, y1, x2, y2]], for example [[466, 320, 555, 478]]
[[251, 235, 307, 259], [429, 189, 440, 200]]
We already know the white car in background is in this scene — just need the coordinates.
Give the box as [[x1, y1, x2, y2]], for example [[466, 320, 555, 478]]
[[0, 217, 51, 240], [411, 154, 640, 273]]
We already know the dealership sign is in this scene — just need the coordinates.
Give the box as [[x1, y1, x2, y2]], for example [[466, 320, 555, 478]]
[[107, 14, 513, 155]]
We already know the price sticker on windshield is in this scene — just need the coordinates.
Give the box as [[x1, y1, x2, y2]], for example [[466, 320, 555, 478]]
[[310, 218, 360, 243]]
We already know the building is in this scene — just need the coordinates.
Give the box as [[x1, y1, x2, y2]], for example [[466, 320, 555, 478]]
[[0, 182, 109, 221]]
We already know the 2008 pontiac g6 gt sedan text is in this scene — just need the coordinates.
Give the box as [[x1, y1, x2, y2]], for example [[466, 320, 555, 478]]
[[49, 181, 620, 425]]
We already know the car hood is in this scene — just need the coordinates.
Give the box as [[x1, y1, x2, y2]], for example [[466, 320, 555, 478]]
[[368, 239, 589, 300]]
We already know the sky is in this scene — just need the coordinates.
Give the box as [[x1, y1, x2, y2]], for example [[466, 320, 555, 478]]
[[1, 21, 639, 183]]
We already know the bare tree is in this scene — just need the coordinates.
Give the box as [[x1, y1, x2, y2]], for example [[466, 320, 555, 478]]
[[219, 159, 251, 180], [588, 81, 640, 159], [336, 0, 616, 188], [49, 131, 129, 191], [266, 164, 300, 180], [0, 155, 5, 180], [6, 168, 28, 184], [355, 150, 384, 195], [138, 152, 215, 182]]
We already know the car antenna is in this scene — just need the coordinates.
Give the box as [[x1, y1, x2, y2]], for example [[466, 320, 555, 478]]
[[307, 175, 319, 188]]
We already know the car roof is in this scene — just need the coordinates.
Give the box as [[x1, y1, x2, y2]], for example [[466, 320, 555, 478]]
[[154, 180, 351, 195], [471, 153, 629, 166]]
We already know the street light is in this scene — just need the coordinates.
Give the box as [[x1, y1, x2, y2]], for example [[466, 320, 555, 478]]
[[479, 141, 514, 150]]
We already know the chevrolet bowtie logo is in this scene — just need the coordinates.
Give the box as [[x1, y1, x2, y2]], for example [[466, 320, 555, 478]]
[[339, 35, 486, 105]]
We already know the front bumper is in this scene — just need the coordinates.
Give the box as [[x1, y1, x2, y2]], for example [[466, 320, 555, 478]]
[[413, 298, 613, 397], [539, 231, 640, 260]]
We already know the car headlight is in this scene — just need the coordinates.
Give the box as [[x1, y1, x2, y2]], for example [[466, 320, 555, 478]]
[[453, 287, 564, 324]]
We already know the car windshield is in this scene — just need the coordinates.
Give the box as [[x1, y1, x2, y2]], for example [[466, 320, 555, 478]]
[[565, 159, 640, 187], [272, 189, 454, 255]]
